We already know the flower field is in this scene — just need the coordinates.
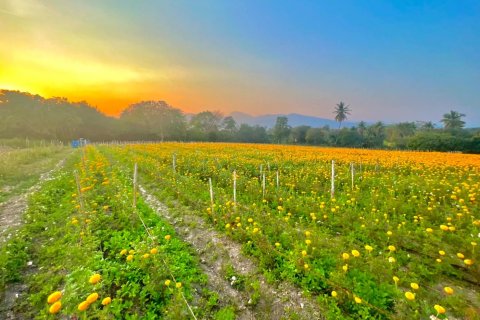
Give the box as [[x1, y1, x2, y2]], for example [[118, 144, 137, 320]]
[[103, 143, 480, 319], [1, 142, 479, 319]]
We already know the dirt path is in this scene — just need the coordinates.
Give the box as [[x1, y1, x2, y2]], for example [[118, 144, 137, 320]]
[[139, 185, 324, 320], [0, 158, 66, 320]]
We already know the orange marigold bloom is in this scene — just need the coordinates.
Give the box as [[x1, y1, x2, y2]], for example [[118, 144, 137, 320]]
[[47, 291, 62, 304], [49, 301, 62, 314]]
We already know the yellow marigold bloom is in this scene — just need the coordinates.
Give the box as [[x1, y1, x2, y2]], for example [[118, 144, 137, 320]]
[[86, 292, 99, 304], [388, 257, 396, 263], [126, 255, 134, 262], [388, 245, 396, 252], [248, 218, 253, 223], [78, 301, 89, 311], [386, 231, 393, 236], [304, 263, 309, 270], [49, 301, 61, 314], [410, 283, 419, 290], [176, 282, 182, 288], [464, 259, 474, 266], [440, 225, 449, 231], [426, 228, 433, 233], [439, 250, 445, 256], [436, 258, 442, 263], [129, 250, 135, 255], [365, 245, 373, 252], [253, 227, 259, 233], [275, 242, 280, 247], [305, 231, 311, 237], [165, 280, 171, 286], [342, 252, 350, 260], [342, 264, 348, 272], [351, 250, 360, 257], [472, 242, 478, 247], [354, 296, 362, 304], [448, 226, 455, 231], [434, 304, 446, 314], [457, 253, 465, 259], [443, 287, 454, 295], [120, 249, 127, 255], [331, 291, 338, 297], [405, 291, 415, 300], [305, 239, 312, 245], [89, 273, 101, 285], [393, 276, 399, 284], [142, 253, 150, 259], [102, 297, 112, 306], [165, 235, 171, 240], [150, 248, 158, 254], [47, 291, 62, 304], [301, 250, 307, 257]]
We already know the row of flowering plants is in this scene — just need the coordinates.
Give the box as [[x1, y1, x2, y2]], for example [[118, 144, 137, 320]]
[[1, 147, 222, 319], [104, 142, 480, 319]]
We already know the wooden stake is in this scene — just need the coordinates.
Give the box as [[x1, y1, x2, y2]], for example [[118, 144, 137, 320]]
[[233, 170, 237, 205], [133, 163, 138, 208], [331, 160, 335, 198], [262, 173, 266, 199], [209, 177, 214, 213]]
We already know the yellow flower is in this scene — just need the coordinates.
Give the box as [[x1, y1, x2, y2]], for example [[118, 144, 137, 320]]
[[102, 297, 112, 305], [49, 301, 62, 314], [354, 296, 362, 304], [126, 254, 134, 262], [248, 218, 253, 223], [456, 253, 465, 259], [439, 250, 445, 256], [388, 245, 396, 252], [150, 248, 158, 254], [305, 231, 311, 237], [440, 225, 449, 231], [165, 234, 171, 241], [386, 231, 393, 236], [434, 304, 446, 314], [426, 228, 433, 233], [464, 259, 474, 266], [86, 292, 99, 304], [120, 249, 127, 255], [305, 239, 312, 245], [47, 291, 62, 304], [393, 276, 399, 284], [342, 252, 350, 260], [176, 282, 182, 288], [388, 257, 396, 263], [301, 250, 307, 257], [78, 301, 89, 311], [443, 287, 454, 295], [342, 264, 348, 272], [165, 280, 171, 286], [89, 273, 101, 285], [405, 291, 415, 300], [351, 250, 360, 257], [410, 283, 419, 290], [129, 250, 135, 255], [331, 291, 338, 297], [275, 242, 280, 247], [142, 253, 150, 259], [365, 245, 373, 252], [304, 263, 309, 270]]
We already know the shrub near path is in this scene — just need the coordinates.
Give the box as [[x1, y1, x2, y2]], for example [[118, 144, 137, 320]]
[[1, 147, 226, 319]]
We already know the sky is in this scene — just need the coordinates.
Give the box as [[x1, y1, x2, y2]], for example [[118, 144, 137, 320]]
[[0, 0, 479, 126]]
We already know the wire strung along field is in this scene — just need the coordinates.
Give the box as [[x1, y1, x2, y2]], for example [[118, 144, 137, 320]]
[[101, 142, 480, 319]]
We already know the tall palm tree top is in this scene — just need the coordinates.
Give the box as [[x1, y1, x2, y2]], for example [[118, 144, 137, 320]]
[[441, 110, 466, 129], [333, 101, 351, 128]]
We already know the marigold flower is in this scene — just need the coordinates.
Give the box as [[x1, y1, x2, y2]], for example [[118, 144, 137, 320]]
[[342, 252, 350, 260], [342, 264, 348, 272], [464, 259, 473, 266], [47, 291, 62, 304], [120, 249, 127, 255], [89, 273, 101, 285], [426, 228, 433, 233], [305, 231, 311, 237], [102, 297, 112, 306], [434, 304, 446, 314], [301, 250, 307, 257], [165, 280, 171, 286], [364, 245, 373, 252], [176, 282, 182, 288], [150, 248, 158, 254], [439, 250, 445, 256], [393, 276, 399, 284], [457, 253, 465, 259], [78, 301, 89, 311], [49, 301, 62, 314], [275, 242, 280, 247], [129, 250, 135, 255], [142, 253, 150, 259], [443, 287, 454, 295], [351, 250, 360, 257], [386, 231, 393, 236], [126, 254, 134, 262], [405, 291, 415, 300], [388, 245, 396, 252], [305, 239, 311, 245], [304, 263, 309, 270], [410, 283, 419, 290], [331, 291, 337, 297], [388, 257, 396, 263], [165, 234, 171, 240], [86, 292, 99, 304], [354, 296, 362, 304], [440, 225, 449, 231]]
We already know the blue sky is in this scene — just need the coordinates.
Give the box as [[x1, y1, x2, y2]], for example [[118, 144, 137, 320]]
[[1, 0, 479, 126]]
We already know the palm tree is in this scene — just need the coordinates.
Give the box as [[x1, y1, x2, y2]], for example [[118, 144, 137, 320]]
[[441, 110, 465, 129], [333, 101, 351, 129]]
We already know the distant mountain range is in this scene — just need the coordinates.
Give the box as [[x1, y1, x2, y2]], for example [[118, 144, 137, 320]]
[[228, 112, 356, 128]]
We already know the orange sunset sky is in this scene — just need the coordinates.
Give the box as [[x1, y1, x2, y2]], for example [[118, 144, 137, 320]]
[[1, 0, 479, 125]]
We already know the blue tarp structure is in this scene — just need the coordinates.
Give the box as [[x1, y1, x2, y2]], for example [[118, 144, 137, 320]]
[[71, 138, 87, 148]]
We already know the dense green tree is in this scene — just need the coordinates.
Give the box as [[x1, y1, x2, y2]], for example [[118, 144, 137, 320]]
[[188, 111, 223, 141], [290, 125, 311, 144], [272, 116, 291, 143]]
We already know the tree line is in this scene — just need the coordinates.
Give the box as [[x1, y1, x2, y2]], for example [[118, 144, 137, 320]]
[[0, 90, 478, 153]]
